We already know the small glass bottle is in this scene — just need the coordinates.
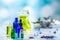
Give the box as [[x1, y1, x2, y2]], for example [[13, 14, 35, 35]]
[[7, 24, 12, 37], [11, 28, 17, 39], [20, 30, 24, 40]]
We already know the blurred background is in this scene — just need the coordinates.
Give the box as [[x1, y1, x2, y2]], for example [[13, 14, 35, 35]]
[[0, 0, 60, 40]]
